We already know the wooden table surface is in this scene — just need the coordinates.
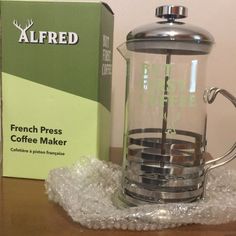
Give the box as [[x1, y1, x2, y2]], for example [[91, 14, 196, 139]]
[[0, 148, 236, 236]]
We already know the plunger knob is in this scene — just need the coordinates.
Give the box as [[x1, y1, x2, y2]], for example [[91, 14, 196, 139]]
[[156, 5, 188, 20]]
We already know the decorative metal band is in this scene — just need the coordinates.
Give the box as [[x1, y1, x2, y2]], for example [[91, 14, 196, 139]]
[[124, 177, 203, 193], [129, 137, 199, 149], [127, 152, 204, 166], [124, 182, 204, 201], [122, 189, 202, 205], [128, 147, 199, 157], [126, 161, 204, 176], [123, 178, 203, 197], [128, 128, 202, 140], [124, 172, 205, 188]]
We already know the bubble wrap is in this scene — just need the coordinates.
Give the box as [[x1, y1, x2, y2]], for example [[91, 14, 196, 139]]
[[45, 157, 236, 230]]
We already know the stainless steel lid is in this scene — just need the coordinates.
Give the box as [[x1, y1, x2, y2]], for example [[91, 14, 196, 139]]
[[126, 5, 215, 55]]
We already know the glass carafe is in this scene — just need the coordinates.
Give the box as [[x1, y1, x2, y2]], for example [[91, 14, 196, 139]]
[[116, 5, 236, 206]]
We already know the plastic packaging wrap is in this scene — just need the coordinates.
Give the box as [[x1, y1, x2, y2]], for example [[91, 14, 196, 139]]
[[45, 157, 236, 230]]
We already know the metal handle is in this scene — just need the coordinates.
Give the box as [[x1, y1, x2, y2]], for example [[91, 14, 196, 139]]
[[202, 87, 236, 197], [205, 87, 236, 108], [204, 87, 236, 171]]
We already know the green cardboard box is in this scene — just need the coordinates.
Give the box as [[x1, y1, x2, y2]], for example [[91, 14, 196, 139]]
[[1, 0, 114, 179]]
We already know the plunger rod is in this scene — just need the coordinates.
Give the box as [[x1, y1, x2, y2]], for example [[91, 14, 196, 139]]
[[161, 53, 171, 155]]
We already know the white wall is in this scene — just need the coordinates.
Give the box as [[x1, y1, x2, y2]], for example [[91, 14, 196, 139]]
[[105, 0, 236, 168]]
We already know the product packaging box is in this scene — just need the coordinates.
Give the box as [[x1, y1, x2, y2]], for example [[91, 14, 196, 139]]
[[1, 0, 114, 179]]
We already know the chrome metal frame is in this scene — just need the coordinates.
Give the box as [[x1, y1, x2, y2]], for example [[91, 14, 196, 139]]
[[117, 87, 236, 206]]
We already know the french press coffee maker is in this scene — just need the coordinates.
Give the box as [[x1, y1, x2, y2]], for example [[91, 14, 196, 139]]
[[116, 5, 236, 206]]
